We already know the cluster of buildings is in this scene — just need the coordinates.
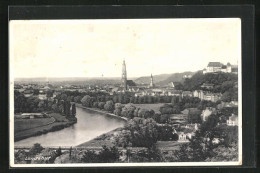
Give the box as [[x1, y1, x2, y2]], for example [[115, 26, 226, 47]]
[[112, 60, 224, 103]]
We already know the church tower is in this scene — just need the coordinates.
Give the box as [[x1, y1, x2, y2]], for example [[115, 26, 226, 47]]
[[150, 73, 154, 88], [121, 60, 127, 90]]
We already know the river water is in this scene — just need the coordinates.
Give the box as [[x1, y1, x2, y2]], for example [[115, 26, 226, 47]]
[[14, 107, 126, 147]]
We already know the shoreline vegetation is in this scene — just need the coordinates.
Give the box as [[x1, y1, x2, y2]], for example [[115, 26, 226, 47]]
[[75, 103, 128, 122], [14, 113, 77, 142]]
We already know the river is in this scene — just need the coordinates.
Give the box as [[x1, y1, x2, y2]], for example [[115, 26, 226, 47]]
[[14, 107, 126, 147]]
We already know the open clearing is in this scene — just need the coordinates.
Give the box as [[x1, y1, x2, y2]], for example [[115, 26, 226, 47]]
[[130, 103, 164, 113]]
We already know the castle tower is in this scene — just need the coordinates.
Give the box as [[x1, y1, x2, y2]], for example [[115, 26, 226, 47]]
[[150, 73, 154, 88], [121, 60, 127, 90]]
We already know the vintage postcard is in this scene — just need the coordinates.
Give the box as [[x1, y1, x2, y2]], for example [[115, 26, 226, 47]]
[[9, 19, 242, 167]]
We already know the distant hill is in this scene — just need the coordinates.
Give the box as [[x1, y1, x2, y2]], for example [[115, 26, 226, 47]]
[[134, 71, 197, 86], [14, 77, 122, 85]]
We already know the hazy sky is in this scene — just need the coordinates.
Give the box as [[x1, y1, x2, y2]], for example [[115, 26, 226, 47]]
[[10, 19, 241, 78]]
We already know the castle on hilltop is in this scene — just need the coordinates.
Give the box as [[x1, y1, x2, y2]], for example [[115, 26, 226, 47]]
[[203, 62, 238, 74]]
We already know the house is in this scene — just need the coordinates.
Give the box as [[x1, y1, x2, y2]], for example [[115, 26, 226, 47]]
[[226, 114, 238, 126], [38, 94, 47, 100], [201, 107, 216, 122], [203, 92, 222, 102], [168, 114, 187, 125], [174, 130, 195, 142], [183, 74, 192, 79], [176, 132, 189, 142], [193, 90, 204, 99], [193, 90, 221, 102], [166, 89, 182, 96]]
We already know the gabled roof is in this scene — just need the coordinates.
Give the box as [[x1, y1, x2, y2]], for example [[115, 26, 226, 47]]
[[207, 62, 222, 67]]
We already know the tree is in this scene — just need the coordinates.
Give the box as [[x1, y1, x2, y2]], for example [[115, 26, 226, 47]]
[[104, 100, 114, 112], [171, 96, 177, 105], [71, 104, 76, 116], [125, 118, 159, 148], [73, 96, 82, 103], [159, 104, 174, 114], [98, 146, 120, 163], [114, 103, 123, 116], [37, 100, 46, 112], [187, 108, 202, 124], [157, 125, 174, 141], [160, 114, 170, 124], [28, 143, 44, 156], [56, 147, 62, 157], [63, 101, 71, 116], [137, 109, 155, 119], [33, 89, 39, 95], [60, 94, 68, 101], [205, 143, 238, 162], [98, 102, 105, 109], [113, 96, 119, 103], [69, 147, 72, 159], [46, 90, 54, 98], [121, 104, 136, 119], [58, 104, 64, 114], [81, 95, 94, 107], [81, 150, 99, 163]]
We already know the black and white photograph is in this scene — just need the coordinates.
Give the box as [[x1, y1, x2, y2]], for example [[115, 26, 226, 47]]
[[9, 18, 242, 167]]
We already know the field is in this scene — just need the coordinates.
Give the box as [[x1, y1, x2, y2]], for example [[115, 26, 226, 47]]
[[14, 113, 77, 142], [131, 103, 164, 113], [50, 113, 69, 122], [14, 118, 55, 133]]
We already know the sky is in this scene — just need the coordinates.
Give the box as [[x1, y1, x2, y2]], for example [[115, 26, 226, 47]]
[[10, 19, 241, 78]]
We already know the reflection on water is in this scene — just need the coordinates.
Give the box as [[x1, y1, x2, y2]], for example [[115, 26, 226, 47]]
[[14, 107, 126, 147]]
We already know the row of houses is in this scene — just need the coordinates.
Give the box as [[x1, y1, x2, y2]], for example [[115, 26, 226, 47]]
[[193, 90, 222, 102]]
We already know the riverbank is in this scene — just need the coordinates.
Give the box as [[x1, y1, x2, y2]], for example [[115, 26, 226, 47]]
[[75, 103, 128, 121], [14, 113, 77, 142], [77, 127, 124, 147]]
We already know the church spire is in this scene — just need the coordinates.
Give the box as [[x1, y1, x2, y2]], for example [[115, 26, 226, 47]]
[[121, 59, 127, 90], [150, 73, 154, 88]]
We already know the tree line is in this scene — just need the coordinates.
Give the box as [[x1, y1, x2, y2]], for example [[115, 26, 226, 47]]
[[14, 90, 76, 117]]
